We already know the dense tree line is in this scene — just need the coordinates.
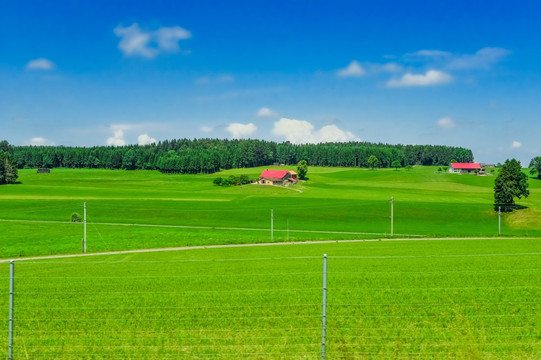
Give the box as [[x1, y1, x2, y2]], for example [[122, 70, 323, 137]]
[[7, 139, 474, 174]]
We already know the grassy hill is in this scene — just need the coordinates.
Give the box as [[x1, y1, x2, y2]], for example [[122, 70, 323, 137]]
[[0, 166, 540, 258], [0, 167, 539, 359]]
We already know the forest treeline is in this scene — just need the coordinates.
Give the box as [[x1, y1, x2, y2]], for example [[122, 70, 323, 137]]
[[7, 139, 473, 174]]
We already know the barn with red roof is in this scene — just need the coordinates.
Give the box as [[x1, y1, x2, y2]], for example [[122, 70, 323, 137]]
[[449, 163, 483, 174], [258, 169, 298, 185]]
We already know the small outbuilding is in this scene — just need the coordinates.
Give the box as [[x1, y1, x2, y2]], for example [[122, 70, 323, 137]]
[[37, 168, 51, 173], [449, 163, 483, 174], [258, 169, 297, 185]]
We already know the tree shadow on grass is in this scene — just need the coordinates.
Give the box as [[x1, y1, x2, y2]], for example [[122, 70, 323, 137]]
[[494, 204, 529, 212]]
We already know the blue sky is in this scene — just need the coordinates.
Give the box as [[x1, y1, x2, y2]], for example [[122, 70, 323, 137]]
[[1, 0, 540, 164]]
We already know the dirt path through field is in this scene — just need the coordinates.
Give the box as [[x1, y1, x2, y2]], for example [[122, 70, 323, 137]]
[[0, 237, 532, 263]]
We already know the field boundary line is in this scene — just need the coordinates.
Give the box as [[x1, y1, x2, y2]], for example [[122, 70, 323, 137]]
[[1, 237, 540, 263], [0, 218, 422, 237]]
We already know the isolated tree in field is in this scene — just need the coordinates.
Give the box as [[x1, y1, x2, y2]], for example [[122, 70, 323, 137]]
[[529, 156, 541, 179], [405, 165, 413, 171], [297, 160, 308, 180], [392, 160, 401, 171], [367, 155, 379, 170], [494, 159, 529, 212], [0, 150, 18, 185]]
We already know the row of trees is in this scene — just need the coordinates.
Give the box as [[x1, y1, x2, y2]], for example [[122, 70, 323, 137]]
[[6, 139, 474, 174]]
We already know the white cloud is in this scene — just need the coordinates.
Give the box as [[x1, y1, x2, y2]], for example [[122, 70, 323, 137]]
[[107, 130, 126, 146], [272, 118, 359, 144], [114, 23, 191, 58], [511, 140, 522, 149], [317, 125, 360, 142], [26, 58, 56, 70], [195, 74, 234, 85], [437, 117, 456, 130], [138, 134, 156, 145], [26, 137, 55, 146], [337, 60, 366, 78], [408, 50, 452, 59], [273, 118, 314, 143], [373, 62, 403, 73], [447, 47, 511, 70], [407, 47, 510, 70], [154, 26, 192, 51], [256, 107, 279, 118], [387, 70, 452, 87], [225, 123, 257, 139], [200, 126, 213, 133]]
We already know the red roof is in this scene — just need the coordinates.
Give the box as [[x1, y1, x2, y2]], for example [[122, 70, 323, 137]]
[[260, 169, 290, 179], [451, 163, 480, 169]]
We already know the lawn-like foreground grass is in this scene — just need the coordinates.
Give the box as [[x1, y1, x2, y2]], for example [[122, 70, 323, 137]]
[[1, 166, 541, 258], [0, 238, 539, 359]]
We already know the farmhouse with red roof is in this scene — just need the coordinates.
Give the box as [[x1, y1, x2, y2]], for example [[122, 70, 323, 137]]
[[449, 163, 484, 174], [258, 169, 297, 185]]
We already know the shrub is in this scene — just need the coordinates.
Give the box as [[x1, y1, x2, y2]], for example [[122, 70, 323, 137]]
[[71, 212, 82, 223], [228, 175, 239, 185], [239, 174, 250, 185]]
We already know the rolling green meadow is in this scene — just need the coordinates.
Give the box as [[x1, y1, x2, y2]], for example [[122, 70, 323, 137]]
[[0, 239, 539, 359], [0, 166, 539, 359], [0, 166, 540, 258]]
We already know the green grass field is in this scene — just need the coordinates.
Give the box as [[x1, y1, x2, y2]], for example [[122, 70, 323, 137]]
[[0, 238, 539, 359], [1, 166, 541, 258], [0, 167, 539, 358]]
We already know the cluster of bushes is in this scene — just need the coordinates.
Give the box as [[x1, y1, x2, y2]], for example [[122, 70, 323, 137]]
[[213, 174, 252, 186]]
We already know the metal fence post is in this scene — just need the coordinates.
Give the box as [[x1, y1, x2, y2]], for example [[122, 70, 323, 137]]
[[321, 254, 327, 360], [8, 260, 14, 360]]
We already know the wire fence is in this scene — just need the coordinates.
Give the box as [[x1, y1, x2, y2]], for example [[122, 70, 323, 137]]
[[2, 252, 540, 359], [3, 197, 533, 260]]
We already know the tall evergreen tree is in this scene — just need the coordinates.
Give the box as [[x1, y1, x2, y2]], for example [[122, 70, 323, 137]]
[[0, 150, 18, 185]]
